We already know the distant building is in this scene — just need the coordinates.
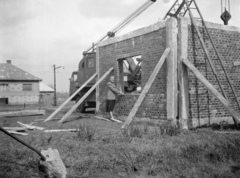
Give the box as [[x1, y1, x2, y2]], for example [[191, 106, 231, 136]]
[[39, 82, 54, 106], [0, 60, 42, 105], [39, 82, 54, 94]]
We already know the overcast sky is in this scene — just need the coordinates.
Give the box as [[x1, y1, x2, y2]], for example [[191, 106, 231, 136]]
[[0, 0, 240, 92]]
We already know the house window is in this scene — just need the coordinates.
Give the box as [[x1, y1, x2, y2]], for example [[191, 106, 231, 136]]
[[118, 55, 142, 94], [0, 84, 9, 91], [23, 84, 32, 91], [87, 58, 95, 68]]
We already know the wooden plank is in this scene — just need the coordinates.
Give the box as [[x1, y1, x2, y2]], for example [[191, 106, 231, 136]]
[[59, 67, 114, 123], [44, 73, 97, 122], [0, 110, 45, 117], [17, 122, 45, 130], [121, 48, 171, 130], [7, 130, 28, 136], [183, 58, 240, 125], [94, 116, 111, 122], [3, 127, 28, 132], [44, 129, 78, 133]]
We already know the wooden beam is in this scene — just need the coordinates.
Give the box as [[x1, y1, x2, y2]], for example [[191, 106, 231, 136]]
[[59, 67, 114, 123], [121, 48, 171, 130], [96, 45, 100, 112], [44, 73, 97, 122], [183, 58, 240, 125], [0, 110, 45, 117]]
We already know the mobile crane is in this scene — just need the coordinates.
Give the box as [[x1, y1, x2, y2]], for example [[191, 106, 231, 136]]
[[69, 0, 157, 112]]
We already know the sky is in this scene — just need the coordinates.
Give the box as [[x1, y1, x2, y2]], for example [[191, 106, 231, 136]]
[[0, 0, 240, 92]]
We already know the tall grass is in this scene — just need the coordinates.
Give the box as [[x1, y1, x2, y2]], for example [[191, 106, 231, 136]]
[[76, 122, 96, 142]]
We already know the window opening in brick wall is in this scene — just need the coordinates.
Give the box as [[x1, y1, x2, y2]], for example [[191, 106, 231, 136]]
[[23, 84, 32, 91], [118, 55, 142, 94]]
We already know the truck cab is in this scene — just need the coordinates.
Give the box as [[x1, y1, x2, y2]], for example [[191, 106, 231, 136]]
[[69, 52, 96, 112]]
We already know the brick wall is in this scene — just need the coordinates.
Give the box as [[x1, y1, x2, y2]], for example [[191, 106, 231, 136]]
[[187, 21, 240, 125], [97, 22, 167, 119], [97, 17, 240, 126]]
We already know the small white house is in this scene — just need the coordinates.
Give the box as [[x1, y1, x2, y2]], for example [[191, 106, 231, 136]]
[[0, 60, 42, 105]]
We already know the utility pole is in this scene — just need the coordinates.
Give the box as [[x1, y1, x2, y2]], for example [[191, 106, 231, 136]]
[[53, 64, 63, 106]]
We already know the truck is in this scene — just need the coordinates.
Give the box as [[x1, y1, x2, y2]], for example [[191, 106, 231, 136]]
[[69, 0, 156, 112]]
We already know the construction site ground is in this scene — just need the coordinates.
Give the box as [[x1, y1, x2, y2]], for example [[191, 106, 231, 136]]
[[1, 108, 240, 178]]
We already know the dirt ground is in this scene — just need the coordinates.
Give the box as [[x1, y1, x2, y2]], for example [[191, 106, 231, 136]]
[[1, 108, 240, 178]]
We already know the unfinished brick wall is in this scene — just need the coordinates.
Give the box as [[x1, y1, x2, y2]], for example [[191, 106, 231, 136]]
[[96, 17, 240, 127], [97, 22, 167, 119], [187, 21, 240, 125]]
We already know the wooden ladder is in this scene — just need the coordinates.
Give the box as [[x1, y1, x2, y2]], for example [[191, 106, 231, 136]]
[[164, 0, 240, 125], [183, 0, 240, 111]]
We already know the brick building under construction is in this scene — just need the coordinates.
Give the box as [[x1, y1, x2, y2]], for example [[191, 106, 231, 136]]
[[96, 17, 240, 128]]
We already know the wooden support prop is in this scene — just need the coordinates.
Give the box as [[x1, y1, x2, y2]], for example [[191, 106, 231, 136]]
[[44, 73, 97, 122], [59, 67, 114, 123], [121, 48, 171, 130], [183, 58, 240, 125]]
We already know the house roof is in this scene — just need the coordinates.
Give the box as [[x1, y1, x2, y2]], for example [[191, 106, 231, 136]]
[[40, 82, 54, 93], [0, 62, 42, 81]]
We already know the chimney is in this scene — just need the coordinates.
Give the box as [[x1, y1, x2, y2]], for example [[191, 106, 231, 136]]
[[6, 60, 11, 64]]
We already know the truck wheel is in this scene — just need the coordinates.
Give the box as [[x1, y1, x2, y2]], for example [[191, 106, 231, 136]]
[[75, 96, 86, 113]]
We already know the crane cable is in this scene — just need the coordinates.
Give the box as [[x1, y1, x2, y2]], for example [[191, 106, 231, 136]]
[[221, 0, 230, 13]]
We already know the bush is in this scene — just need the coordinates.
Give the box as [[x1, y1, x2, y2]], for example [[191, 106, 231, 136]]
[[76, 123, 96, 142]]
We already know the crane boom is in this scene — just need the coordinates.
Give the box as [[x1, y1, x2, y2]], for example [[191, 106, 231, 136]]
[[84, 0, 157, 54]]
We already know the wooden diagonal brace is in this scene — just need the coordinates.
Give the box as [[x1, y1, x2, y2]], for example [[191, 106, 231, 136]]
[[44, 73, 98, 122], [59, 67, 114, 123], [121, 48, 171, 130], [183, 58, 240, 125]]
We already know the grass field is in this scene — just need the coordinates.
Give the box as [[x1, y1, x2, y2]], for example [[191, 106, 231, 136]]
[[1, 109, 240, 178]]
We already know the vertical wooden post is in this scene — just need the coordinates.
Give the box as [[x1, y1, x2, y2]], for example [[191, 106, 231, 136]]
[[166, 17, 178, 125], [118, 59, 124, 93], [178, 17, 189, 129], [95, 45, 100, 112]]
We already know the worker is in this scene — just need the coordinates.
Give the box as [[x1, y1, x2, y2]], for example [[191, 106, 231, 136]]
[[106, 75, 124, 123]]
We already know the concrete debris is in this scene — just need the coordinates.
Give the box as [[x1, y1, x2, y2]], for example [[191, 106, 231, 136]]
[[39, 148, 67, 178]]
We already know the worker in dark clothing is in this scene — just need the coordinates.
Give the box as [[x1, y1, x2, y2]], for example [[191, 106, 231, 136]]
[[106, 75, 124, 123]]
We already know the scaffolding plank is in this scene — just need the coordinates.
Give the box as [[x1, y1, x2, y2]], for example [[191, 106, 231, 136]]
[[121, 48, 170, 130], [59, 67, 114, 123], [183, 58, 240, 125], [44, 73, 97, 122]]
